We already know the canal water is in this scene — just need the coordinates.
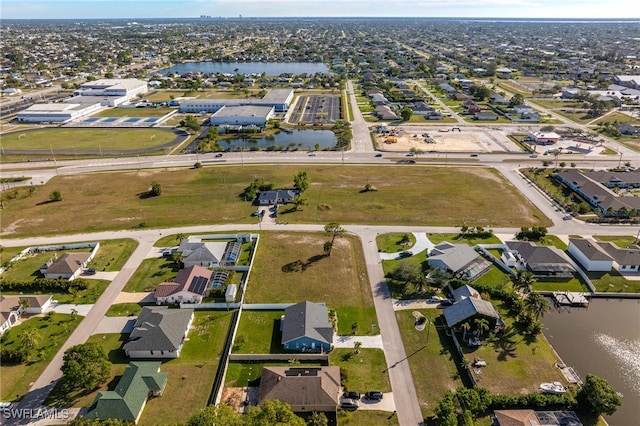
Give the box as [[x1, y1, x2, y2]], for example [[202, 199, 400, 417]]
[[158, 62, 330, 76], [542, 298, 640, 425]]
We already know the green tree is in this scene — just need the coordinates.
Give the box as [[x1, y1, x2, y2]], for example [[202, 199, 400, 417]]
[[353, 341, 362, 354], [150, 181, 162, 197], [181, 115, 201, 133], [308, 411, 328, 426], [577, 374, 622, 417], [61, 343, 111, 392], [400, 107, 413, 121], [323, 222, 344, 257], [293, 171, 309, 193], [474, 317, 490, 338], [21, 328, 41, 350], [49, 190, 63, 202], [471, 85, 491, 101], [291, 195, 307, 211], [323, 241, 333, 256], [523, 291, 550, 320], [509, 93, 525, 108], [512, 270, 536, 293], [245, 399, 305, 426], [187, 404, 243, 426]]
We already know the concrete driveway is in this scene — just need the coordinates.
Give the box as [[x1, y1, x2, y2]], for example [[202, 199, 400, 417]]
[[392, 299, 442, 311], [379, 232, 434, 260], [93, 316, 137, 334], [49, 303, 93, 316], [357, 393, 396, 412], [333, 334, 384, 349]]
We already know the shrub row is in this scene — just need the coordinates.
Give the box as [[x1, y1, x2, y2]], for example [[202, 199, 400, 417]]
[[0, 278, 89, 292]]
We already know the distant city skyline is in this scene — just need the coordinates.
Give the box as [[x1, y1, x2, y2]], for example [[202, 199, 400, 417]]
[[2, 0, 638, 20]]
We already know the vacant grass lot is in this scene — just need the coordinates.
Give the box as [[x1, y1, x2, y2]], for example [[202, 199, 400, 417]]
[[395, 310, 464, 418], [0, 166, 550, 237], [88, 239, 139, 271], [329, 348, 391, 393], [233, 310, 284, 354], [0, 128, 176, 151], [338, 411, 399, 426], [1, 313, 82, 402], [245, 232, 377, 335], [123, 257, 180, 292], [376, 233, 416, 253], [426, 232, 503, 246], [105, 303, 143, 317]]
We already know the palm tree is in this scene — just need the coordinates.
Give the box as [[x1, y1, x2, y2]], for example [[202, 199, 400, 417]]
[[176, 233, 186, 243], [461, 322, 472, 341], [474, 318, 490, 338], [353, 341, 362, 354], [70, 308, 78, 321], [323, 222, 344, 256], [524, 292, 550, 320], [512, 270, 535, 294], [21, 329, 41, 350]]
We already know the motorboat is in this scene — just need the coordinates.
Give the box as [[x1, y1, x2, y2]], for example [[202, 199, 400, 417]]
[[539, 381, 566, 395]]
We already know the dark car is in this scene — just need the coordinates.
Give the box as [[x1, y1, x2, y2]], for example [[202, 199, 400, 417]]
[[374, 153, 383, 157], [343, 391, 361, 400], [439, 299, 453, 307], [397, 251, 412, 259], [215, 153, 223, 157], [84, 268, 97, 275], [364, 391, 383, 401]]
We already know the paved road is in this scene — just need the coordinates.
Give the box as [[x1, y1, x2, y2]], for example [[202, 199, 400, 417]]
[[346, 80, 375, 153], [8, 236, 156, 425]]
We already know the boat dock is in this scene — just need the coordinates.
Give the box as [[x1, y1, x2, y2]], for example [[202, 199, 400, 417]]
[[552, 291, 589, 307], [555, 363, 583, 386]]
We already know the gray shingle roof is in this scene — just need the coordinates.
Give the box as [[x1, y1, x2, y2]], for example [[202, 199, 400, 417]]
[[123, 307, 193, 353], [598, 242, 640, 266], [506, 241, 576, 274], [443, 297, 500, 327], [569, 238, 614, 261], [281, 301, 333, 346], [428, 242, 480, 273]]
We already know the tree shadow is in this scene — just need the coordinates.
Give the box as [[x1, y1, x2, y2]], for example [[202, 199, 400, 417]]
[[281, 254, 328, 273], [35, 199, 58, 206], [137, 191, 155, 200]]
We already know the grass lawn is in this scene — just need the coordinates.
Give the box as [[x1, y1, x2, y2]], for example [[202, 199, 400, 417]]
[[589, 112, 640, 126], [105, 303, 143, 317], [138, 310, 234, 426], [245, 232, 377, 335], [0, 128, 176, 152], [473, 265, 512, 288], [460, 299, 566, 396], [233, 310, 284, 354], [338, 411, 399, 426], [1, 313, 82, 402], [395, 310, 464, 418], [94, 107, 175, 118], [539, 235, 568, 250], [0, 246, 26, 266], [587, 270, 640, 293], [427, 232, 503, 246], [87, 239, 139, 271], [531, 278, 587, 292], [376, 233, 416, 253], [1, 247, 93, 281], [123, 257, 181, 292], [0, 165, 550, 237], [45, 333, 130, 408], [329, 348, 391, 393], [381, 257, 432, 299], [593, 235, 637, 248]]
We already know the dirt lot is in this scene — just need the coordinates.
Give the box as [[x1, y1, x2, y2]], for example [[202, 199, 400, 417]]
[[375, 125, 520, 153]]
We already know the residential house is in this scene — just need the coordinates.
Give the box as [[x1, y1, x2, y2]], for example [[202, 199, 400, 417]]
[[494, 409, 583, 426], [281, 301, 333, 353], [490, 93, 509, 105], [373, 105, 399, 120], [123, 307, 194, 359], [505, 241, 576, 278], [177, 238, 231, 269], [567, 238, 614, 272], [258, 366, 340, 413], [597, 242, 640, 272], [1, 295, 53, 334], [154, 265, 211, 304], [443, 292, 504, 328], [615, 123, 640, 135], [40, 252, 92, 280], [428, 242, 492, 281], [257, 189, 298, 206], [474, 111, 499, 121], [85, 362, 167, 424], [513, 105, 534, 115]]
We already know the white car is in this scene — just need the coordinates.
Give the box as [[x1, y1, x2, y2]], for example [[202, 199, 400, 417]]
[[427, 296, 444, 303], [308, 152, 317, 156]]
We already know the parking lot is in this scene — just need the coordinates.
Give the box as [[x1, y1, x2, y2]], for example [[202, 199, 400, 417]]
[[288, 95, 341, 125]]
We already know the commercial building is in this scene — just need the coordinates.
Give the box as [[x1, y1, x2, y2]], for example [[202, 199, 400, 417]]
[[179, 88, 294, 114], [209, 105, 275, 126]]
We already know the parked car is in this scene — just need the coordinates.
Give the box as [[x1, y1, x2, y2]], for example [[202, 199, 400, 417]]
[[307, 151, 317, 156], [439, 299, 453, 306], [364, 391, 383, 401], [406, 152, 416, 157], [397, 251, 412, 259], [374, 153, 383, 157], [343, 391, 361, 400], [84, 268, 97, 275], [427, 296, 444, 303], [339, 398, 360, 410], [470, 153, 479, 157], [215, 153, 223, 157]]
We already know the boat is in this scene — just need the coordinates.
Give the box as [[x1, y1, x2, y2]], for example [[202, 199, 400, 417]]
[[539, 381, 566, 395]]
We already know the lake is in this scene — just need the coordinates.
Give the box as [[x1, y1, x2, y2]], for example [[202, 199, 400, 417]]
[[158, 62, 330, 76], [223, 129, 337, 150], [543, 298, 640, 425]]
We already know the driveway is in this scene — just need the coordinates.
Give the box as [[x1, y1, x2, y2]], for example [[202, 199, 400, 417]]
[[112, 291, 154, 304], [392, 299, 442, 311], [48, 303, 93, 316], [84, 271, 119, 280], [379, 232, 434, 260], [333, 334, 384, 349], [93, 316, 137, 334], [357, 393, 396, 412]]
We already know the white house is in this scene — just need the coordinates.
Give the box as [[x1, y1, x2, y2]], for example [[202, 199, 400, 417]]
[[41, 252, 92, 280], [567, 238, 614, 272], [1, 295, 53, 334]]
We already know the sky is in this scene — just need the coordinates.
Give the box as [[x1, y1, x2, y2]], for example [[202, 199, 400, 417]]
[[1, 0, 638, 20]]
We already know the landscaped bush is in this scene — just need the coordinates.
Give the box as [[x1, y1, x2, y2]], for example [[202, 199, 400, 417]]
[[0, 277, 89, 292]]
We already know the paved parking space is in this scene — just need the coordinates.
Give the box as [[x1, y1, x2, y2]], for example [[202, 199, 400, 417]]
[[49, 303, 94, 316]]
